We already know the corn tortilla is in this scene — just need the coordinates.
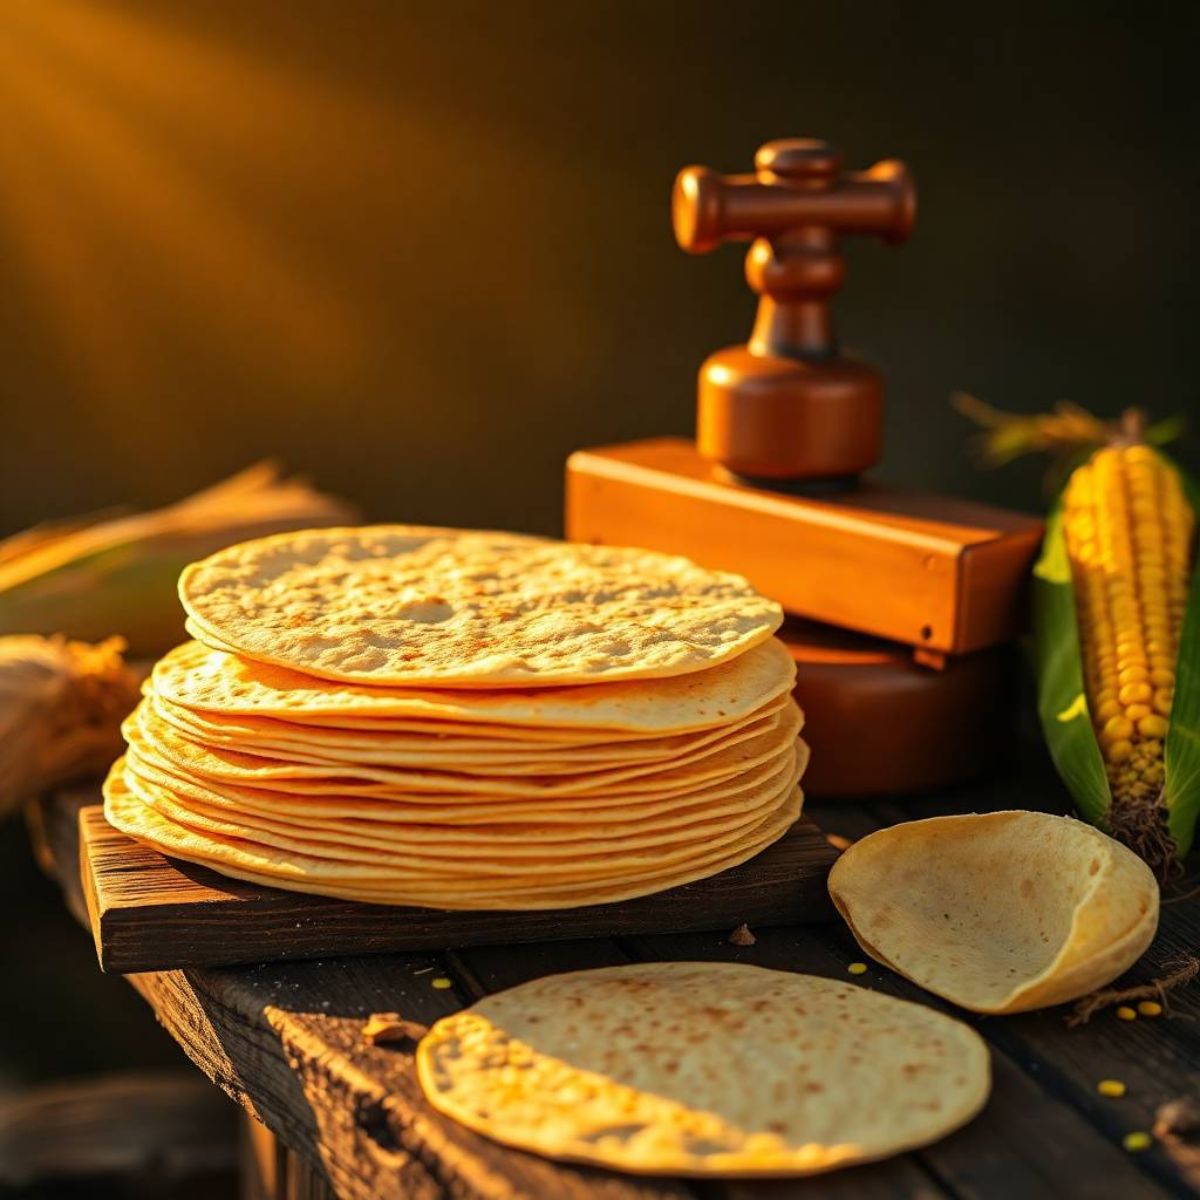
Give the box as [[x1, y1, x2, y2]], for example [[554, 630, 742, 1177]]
[[125, 738, 806, 830], [145, 690, 789, 768], [828, 811, 1160, 1014], [178, 527, 782, 687], [119, 755, 802, 872], [103, 766, 801, 908], [129, 701, 802, 798], [417, 963, 990, 1176], [112, 529, 803, 909], [124, 733, 802, 824], [154, 636, 795, 733]]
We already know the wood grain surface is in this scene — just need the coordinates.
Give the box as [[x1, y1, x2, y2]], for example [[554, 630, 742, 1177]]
[[81, 807, 838, 973], [31, 767, 1200, 1200]]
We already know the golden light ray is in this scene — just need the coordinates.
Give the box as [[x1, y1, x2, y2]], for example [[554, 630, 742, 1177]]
[[0, 0, 592, 415], [0, 15, 370, 387], [1, 0, 405, 172], [0, 113, 146, 405]]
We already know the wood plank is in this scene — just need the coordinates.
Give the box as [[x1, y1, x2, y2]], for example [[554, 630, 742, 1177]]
[[267, 990, 691, 1200], [37, 771, 1198, 1200], [79, 805, 837, 973], [124, 957, 687, 1200], [26, 784, 96, 924], [36, 790, 704, 1200]]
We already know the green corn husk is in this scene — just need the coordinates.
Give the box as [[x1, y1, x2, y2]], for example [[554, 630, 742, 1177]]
[[1032, 499, 1112, 829], [0, 463, 356, 658]]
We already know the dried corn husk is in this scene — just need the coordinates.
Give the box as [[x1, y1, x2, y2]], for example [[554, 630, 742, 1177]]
[[0, 636, 140, 816], [0, 463, 356, 658]]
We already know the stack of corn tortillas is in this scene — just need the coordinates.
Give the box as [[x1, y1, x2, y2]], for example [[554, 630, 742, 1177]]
[[418, 962, 991, 1177], [103, 527, 806, 908]]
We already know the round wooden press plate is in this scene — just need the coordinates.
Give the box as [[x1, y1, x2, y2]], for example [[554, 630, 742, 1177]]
[[782, 619, 1017, 799]]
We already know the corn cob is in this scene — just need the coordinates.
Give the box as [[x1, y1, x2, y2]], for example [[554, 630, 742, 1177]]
[[1061, 444, 1194, 860]]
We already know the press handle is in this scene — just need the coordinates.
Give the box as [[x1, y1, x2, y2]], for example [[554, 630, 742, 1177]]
[[672, 138, 916, 481], [673, 138, 915, 255]]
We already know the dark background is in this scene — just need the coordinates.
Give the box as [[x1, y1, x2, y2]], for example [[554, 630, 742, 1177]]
[[2, 0, 1199, 544], [1, 0, 1199, 1130]]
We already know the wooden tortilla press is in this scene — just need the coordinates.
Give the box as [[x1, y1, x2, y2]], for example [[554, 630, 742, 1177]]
[[567, 138, 1043, 798]]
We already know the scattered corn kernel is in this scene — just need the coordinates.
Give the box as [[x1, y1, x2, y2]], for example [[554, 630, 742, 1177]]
[[1137, 1000, 1163, 1017], [431, 976, 453, 989], [847, 962, 868, 975], [1122, 1131, 1152, 1153], [1097, 1079, 1127, 1097], [1115, 1005, 1138, 1021]]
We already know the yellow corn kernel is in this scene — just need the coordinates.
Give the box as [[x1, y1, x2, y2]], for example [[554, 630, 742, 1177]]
[[1097, 1079, 1127, 1097], [1115, 1005, 1138, 1021], [1102, 716, 1135, 742], [1137, 1000, 1162, 1017], [1137, 715, 1170, 739], [1123, 1132, 1152, 1153], [847, 962, 868, 975]]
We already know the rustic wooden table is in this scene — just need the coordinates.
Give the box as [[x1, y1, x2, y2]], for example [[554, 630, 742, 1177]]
[[31, 761, 1200, 1200]]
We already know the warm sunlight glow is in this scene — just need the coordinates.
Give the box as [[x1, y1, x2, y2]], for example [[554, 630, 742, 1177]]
[[0, 1, 377, 397]]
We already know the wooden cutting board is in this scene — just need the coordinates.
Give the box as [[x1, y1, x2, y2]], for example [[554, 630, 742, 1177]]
[[79, 807, 838, 973]]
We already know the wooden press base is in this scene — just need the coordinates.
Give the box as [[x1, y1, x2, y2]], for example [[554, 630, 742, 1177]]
[[79, 807, 839, 974], [782, 617, 1017, 798], [566, 437, 1042, 656]]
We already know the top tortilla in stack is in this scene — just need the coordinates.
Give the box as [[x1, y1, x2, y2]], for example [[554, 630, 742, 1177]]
[[178, 526, 781, 687], [104, 526, 806, 909]]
